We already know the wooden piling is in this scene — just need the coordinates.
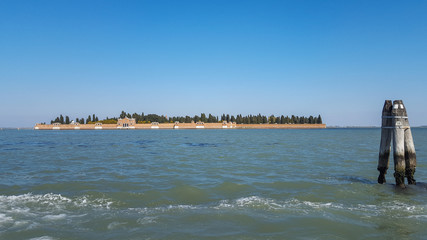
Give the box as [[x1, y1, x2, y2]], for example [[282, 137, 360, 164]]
[[378, 100, 417, 187], [392, 100, 406, 188], [378, 100, 393, 184], [401, 101, 417, 184]]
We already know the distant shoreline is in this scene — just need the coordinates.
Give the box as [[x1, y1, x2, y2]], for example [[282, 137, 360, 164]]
[[5, 126, 427, 130], [33, 122, 326, 130]]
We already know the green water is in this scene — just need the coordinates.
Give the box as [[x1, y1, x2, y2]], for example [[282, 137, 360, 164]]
[[0, 129, 426, 239]]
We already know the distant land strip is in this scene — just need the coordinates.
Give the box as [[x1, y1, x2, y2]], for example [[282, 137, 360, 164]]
[[45, 111, 323, 125], [34, 122, 326, 130], [35, 111, 325, 129]]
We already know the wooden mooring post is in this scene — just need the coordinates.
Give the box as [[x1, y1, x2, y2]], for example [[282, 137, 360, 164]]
[[378, 100, 416, 188]]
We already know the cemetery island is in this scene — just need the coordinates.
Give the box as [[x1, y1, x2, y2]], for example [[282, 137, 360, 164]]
[[34, 112, 326, 130]]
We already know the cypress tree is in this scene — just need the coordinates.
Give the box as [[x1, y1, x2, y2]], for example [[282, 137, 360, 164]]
[[262, 116, 268, 124], [317, 115, 322, 124], [65, 116, 70, 124], [200, 113, 206, 122]]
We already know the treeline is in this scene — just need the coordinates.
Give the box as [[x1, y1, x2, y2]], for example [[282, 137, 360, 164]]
[[51, 111, 322, 125], [50, 114, 115, 124], [118, 111, 322, 124]]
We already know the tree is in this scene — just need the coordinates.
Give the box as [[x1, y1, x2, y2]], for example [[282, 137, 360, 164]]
[[59, 115, 64, 124], [120, 111, 126, 119], [317, 115, 322, 124], [65, 116, 70, 124], [200, 113, 207, 122], [262, 116, 268, 124], [86, 115, 91, 124], [194, 115, 200, 122], [269, 115, 275, 124], [291, 115, 296, 124], [208, 114, 216, 123]]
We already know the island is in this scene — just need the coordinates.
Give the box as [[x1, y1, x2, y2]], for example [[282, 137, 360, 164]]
[[34, 112, 326, 130]]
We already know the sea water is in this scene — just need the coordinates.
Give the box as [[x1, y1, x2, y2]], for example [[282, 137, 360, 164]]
[[0, 128, 426, 239]]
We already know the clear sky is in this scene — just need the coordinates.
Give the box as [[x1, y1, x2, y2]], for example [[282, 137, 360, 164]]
[[1, 0, 426, 127]]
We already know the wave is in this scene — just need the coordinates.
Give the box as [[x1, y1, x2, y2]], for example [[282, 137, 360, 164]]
[[28, 236, 56, 240], [1, 193, 425, 216], [1, 193, 426, 234], [128, 195, 427, 219], [0, 193, 113, 209], [0, 193, 113, 231]]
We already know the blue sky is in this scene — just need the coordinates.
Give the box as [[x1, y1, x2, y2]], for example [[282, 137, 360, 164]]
[[1, 0, 426, 127]]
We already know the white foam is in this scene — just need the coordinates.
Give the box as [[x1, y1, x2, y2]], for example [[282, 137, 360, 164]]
[[131, 196, 426, 220], [137, 216, 157, 225], [0, 193, 113, 230], [41, 214, 67, 221], [0, 193, 112, 209], [407, 215, 427, 219], [107, 221, 126, 230], [28, 236, 56, 240], [213, 196, 427, 219], [0, 213, 13, 224]]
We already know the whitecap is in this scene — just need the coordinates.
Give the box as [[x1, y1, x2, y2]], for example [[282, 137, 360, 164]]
[[107, 221, 126, 230], [407, 215, 427, 219], [28, 236, 56, 240], [41, 214, 67, 221], [0, 213, 13, 224], [0, 193, 113, 210], [137, 216, 157, 225]]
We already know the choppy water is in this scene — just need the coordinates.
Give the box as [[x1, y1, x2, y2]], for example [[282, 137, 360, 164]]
[[0, 128, 426, 239]]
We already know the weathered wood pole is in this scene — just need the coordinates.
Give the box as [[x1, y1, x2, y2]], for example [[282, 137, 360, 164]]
[[378, 100, 393, 184], [391, 100, 418, 188], [378, 100, 417, 187], [401, 101, 417, 185]]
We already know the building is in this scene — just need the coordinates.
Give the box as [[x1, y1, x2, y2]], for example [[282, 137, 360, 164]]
[[117, 117, 136, 128]]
